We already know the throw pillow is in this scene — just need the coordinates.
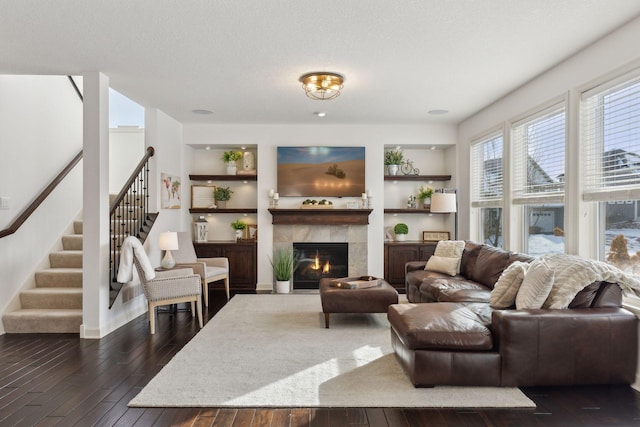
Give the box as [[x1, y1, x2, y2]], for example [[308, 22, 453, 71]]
[[424, 255, 460, 277], [489, 261, 530, 309], [426, 240, 465, 274], [515, 259, 555, 309]]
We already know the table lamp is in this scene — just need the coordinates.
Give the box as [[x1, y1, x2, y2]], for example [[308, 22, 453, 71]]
[[159, 231, 179, 269], [430, 191, 458, 240]]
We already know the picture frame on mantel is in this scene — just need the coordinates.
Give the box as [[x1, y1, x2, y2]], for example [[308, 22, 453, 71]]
[[422, 231, 450, 242]]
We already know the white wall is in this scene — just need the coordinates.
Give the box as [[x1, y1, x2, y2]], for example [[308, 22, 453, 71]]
[[457, 15, 640, 254], [0, 75, 83, 333], [182, 123, 457, 290], [109, 128, 145, 193]]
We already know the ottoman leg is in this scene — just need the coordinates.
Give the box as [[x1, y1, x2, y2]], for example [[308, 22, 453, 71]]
[[324, 313, 330, 328]]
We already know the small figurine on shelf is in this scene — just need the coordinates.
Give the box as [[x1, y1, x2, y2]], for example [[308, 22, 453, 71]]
[[407, 195, 416, 209]]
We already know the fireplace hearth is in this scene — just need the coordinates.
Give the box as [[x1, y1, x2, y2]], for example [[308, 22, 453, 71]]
[[293, 242, 348, 289]]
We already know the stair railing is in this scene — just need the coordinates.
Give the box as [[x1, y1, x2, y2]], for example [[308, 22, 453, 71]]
[[109, 146, 156, 308], [0, 151, 83, 239]]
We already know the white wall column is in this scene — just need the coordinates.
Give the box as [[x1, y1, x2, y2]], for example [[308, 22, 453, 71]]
[[81, 72, 110, 338]]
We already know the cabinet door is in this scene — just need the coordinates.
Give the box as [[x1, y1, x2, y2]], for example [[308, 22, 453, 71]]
[[193, 243, 225, 258], [385, 244, 421, 289], [224, 244, 257, 290]]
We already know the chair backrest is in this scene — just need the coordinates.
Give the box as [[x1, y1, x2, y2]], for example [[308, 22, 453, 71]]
[[132, 254, 152, 298], [173, 231, 198, 263]]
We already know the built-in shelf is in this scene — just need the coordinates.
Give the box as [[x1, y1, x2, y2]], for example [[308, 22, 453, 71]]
[[189, 174, 258, 181], [189, 208, 258, 214], [268, 208, 373, 225], [384, 208, 443, 214], [384, 174, 451, 181]]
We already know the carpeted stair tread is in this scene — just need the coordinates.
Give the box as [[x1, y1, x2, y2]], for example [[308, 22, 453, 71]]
[[62, 235, 83, 250], [73, 220, 83, 234], [20, 288, 82, 309], [49, 250, 83, 268], [35, 268, 82, 288], [3, 309, 82, 333]]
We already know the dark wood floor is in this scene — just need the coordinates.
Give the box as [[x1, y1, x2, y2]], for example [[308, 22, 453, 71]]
[[2, 290, 640, 427]]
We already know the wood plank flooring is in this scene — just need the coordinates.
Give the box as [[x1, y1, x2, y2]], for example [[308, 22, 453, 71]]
[[1, 290, 640, 426]]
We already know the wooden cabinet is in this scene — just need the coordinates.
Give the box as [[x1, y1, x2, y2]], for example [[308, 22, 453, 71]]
[[384, 241, 436, 291], [194, 241, 257, 291]]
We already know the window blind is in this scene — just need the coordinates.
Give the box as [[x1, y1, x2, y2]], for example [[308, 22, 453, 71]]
[[511, 105, 565, 204], [470, 134, 503, 208], [582, 72, 640, 201]]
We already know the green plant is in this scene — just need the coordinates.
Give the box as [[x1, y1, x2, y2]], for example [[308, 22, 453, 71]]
[[222, 151, 242, 162], [269, 248, 299, 281], [213, 186, 233, 201], [230, 219, 246, 230], [394, 223, 409, 235], [416, 186, 433, 201], [384, 149, 403, 165]]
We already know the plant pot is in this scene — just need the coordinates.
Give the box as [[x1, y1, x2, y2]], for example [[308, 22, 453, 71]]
[[395, 233, 407, 241], [217, 200, 227, 209], [387, 164, 399, 176], [235, 229, 243, 241], [276, 280, 290, 294], [226, 161, 237, 175]]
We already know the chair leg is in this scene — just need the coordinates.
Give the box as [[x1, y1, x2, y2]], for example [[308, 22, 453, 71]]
[[196, 295, 203, 328], [149, 302, 156, 334], [203, 280, 209, 307], [190, 301, 195, 315], [224, 276, 230, 300]]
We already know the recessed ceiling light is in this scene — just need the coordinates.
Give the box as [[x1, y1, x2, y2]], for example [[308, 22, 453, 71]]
[[314, 112, 327, 117], [205, 146, 211, 150], [241, 146, 246, 150], [430, 146, 436, 150], [192, 109, 213, 115], [428, 109, 449, 115]]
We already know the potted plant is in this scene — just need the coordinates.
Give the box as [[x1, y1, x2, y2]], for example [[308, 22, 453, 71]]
[[416, 186, 433, 209], [384, 149, 403, 176], [213, 186, 233, 208], [230, 219, 246, 241], [222, 151, 243, 175], [394, 223, 409, 241], [269, 248, 299, 294]]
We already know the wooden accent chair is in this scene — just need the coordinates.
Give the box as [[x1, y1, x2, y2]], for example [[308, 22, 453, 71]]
[[173, 231, 230, 305]]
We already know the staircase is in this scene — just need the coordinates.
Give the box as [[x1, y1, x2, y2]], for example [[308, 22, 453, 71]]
[[2, 221, 83, 333]]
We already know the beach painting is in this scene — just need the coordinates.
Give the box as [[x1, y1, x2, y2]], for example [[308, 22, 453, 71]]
[[277, 147, 366, 197]]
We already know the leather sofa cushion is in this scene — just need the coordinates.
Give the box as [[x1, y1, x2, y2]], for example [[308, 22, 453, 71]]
[[388, 303, 493, 351], [405, 270, 451, 294], [419, 277, 489, 302], [467, 245, 512, 288], [437, 288, 491, 303], [460, 241, 483, 277]]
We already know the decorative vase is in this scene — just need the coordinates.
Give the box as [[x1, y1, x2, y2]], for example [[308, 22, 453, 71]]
[[395, 233, 406, 241], [226, 161, 237, 175], [235, 229, 243, 241], [276, 280, 290, 294], [422, 198, 431, 209], [243, 152, 255, 170], [387, 164, 399, 176], [217, 200, 227, 209]]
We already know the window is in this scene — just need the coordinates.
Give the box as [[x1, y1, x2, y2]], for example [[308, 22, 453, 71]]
[[471, 134, 503, 247], [582, 70, 640, 272], [511, 104, 566, 255]]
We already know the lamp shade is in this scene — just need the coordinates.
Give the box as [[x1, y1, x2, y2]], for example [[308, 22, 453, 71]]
[[430, 193, 457, 213], [158, 231, 179, 251]]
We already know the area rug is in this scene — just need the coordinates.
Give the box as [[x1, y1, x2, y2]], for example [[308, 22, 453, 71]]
[[129, 294, 535, 408]]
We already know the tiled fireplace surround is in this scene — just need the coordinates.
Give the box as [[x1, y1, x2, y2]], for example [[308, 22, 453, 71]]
[[273, 224, 368, 279]]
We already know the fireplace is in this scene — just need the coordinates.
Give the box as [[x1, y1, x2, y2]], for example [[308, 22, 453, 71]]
[[293, 242, 348, 289]]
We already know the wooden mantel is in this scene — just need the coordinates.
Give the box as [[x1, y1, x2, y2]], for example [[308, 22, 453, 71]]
[[268, 208, 373, 225]]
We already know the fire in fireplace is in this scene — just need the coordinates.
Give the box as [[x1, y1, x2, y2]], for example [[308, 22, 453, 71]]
[[293, 242, 348, 289]]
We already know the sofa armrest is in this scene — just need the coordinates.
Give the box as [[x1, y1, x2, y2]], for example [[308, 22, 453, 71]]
[[405, 261, 427, 274], [492, 308, 638, 386]]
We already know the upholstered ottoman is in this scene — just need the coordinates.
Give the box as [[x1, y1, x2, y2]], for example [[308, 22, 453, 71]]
[[388, 302, 501, 387], [319, 277, 398, 328]]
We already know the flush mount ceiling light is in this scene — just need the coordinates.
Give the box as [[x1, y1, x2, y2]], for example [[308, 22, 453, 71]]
[[299, 72, 345, 100]]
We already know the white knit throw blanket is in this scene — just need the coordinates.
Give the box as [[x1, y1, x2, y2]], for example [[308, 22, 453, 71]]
[[542, 253, 640, 309], [117, 236, 156, 283]]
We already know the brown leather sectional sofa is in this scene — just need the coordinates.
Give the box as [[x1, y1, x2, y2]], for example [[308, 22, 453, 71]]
[[388, 241, 639, 387]]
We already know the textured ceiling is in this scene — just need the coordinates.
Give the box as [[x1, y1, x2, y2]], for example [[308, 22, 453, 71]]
[[1, 1, 640, 125]]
